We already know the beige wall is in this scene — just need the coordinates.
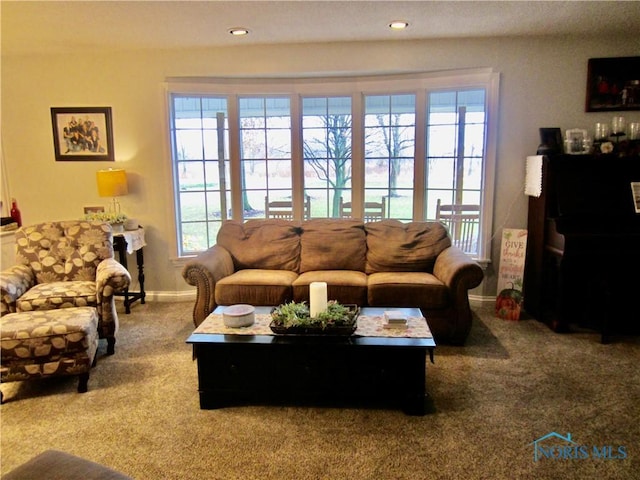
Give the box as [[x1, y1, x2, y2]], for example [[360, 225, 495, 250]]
[[2, 35, 639, 299]]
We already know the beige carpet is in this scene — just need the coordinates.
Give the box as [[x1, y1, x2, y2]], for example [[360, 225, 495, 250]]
[[1, 301, 638, 479]]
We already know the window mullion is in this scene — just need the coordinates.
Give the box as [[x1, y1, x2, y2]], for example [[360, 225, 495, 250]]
[[455, 105, 467, 205], [227, 95, 243, 221], [290, 95, 304, 218], [414, 89, 427, 221], [351, 93, 365, 217]]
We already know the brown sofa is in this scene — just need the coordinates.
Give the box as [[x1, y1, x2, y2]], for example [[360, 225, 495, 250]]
[[182, 218, 484, 344]]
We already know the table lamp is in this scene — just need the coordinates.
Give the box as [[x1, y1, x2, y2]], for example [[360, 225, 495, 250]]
[[97, 168, 128, 213]]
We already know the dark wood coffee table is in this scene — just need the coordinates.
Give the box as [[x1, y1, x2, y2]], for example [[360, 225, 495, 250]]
[[186, 306, 436, 415]]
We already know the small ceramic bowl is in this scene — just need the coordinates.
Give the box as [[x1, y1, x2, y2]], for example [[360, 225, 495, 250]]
[[223, 304, 255, 328], [124, 219, 138, 231]]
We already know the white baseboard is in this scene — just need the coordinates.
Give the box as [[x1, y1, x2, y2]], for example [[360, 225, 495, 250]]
[[117, 291, 495, 304], [114, 290, 196, 303], [469, 294, 496, 304]]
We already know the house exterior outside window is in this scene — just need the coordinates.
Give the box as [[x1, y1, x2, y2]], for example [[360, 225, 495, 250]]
[[170, 96, 230, 253], [302, 96, 352, 218], [364, 94, 416, 221], [239, 96, 292, 216]]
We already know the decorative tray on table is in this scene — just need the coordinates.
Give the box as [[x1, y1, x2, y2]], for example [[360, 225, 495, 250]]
[[269, 301, 360, 336]]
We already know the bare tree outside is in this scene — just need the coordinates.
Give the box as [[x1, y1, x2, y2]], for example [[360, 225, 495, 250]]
[[303, 113, 352, 217], [375, 113, 413, 198]]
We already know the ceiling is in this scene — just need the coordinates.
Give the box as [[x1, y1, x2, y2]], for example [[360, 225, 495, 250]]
[[2, 1, 640, 56]]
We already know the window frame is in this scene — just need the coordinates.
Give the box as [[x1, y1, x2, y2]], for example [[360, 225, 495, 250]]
[[166, 70, 499, 262]]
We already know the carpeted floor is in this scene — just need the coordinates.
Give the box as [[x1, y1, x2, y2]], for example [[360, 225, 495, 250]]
[[1, 301, 638, 479]]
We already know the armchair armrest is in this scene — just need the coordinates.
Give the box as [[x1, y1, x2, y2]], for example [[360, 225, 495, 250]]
[[96, 258, 131, 300], [0, 264, 35, 315], [182, 245, 235, 327], [95, 258, 131, 354], [433, 246, 484, 344]]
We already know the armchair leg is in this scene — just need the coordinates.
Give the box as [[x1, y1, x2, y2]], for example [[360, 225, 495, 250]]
[[77, 372, 89, 393], [107, 337, 116, 355]]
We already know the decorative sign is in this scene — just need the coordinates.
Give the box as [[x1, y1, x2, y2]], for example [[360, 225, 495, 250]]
[[632, 182, 640, 213], [495, 228, 528, 321]]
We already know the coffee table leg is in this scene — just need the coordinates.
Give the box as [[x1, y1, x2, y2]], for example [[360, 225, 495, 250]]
[[403, 391, 435, 415], [199, 391, 236, 409], [406, 395, 423, 415]]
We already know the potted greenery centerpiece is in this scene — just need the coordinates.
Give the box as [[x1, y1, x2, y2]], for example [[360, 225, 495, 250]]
[[84, 211, 128, 232], [270, 300, 359, 335]]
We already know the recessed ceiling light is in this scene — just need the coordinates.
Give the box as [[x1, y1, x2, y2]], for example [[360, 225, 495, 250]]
[[229, 27, 250, 36], [389, 21, 409, 30]]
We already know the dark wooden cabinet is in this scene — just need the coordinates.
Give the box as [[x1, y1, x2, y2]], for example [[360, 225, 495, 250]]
[[523, 155, 565, 331], [523, 153, 640, 338]]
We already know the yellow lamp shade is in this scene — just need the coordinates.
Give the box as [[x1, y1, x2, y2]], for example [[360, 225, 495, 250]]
[[97, 169, 128, 197]]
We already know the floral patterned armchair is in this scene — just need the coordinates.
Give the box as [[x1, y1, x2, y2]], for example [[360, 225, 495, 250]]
[[0, 221, 130, 354]]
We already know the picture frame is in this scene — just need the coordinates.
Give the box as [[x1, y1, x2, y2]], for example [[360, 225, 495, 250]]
[[564, 128, 588, 155], [51, 107, 114, 161], [631, 182, 640, 214], [538, 127, 563, 154], [585, 56, 640, 112], [83, 206, 105, 214]]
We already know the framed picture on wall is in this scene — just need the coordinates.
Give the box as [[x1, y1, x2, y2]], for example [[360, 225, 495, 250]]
[[51, 107, 114, 161], [585, 56, 640, 112]]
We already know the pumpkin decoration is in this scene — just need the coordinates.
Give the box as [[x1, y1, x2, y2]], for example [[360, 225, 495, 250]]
[[495, 283, 523, 321]]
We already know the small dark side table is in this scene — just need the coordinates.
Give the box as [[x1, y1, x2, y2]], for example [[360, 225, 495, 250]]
[[113, 227, 146, 313]]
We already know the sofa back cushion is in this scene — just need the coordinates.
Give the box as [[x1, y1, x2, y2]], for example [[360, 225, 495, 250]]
[[217, 220, 301, 271], [299, 219, 366, 273], [15, 221, 114, 283], [365, 220, 451, 274]]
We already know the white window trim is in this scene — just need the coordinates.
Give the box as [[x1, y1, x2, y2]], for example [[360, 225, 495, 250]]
[[165, 68, 499, 262]]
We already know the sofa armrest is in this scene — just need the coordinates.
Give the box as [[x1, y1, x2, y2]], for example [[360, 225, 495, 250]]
[[0, 265, 35, 315], [433, 246, 484, 344], [182, 245, 235, 327]]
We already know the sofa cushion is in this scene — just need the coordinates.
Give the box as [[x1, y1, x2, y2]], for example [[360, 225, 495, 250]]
[[365, 220, 451, 274], [292, 270, 368, 306], [299, 219, 366, 273], [217, 220, 301, 271], [215, 269, 298, 306], [367, 271, 449, 309]]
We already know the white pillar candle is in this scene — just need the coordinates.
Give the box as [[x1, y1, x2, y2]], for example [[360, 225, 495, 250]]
[[612, 116, 626, 135], [309, 282, 328, 317]]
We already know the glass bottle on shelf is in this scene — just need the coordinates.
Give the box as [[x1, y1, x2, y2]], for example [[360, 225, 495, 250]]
[[10, 198, 22, 227]]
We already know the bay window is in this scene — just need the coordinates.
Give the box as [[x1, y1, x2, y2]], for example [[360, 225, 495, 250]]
[[168, 70, 499, 260]]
